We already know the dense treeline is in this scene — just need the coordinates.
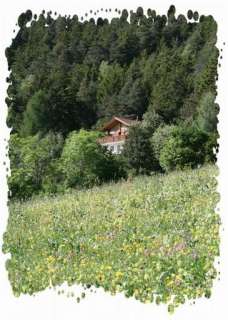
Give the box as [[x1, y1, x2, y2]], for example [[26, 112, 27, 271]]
[[6, 6, 219, 199]]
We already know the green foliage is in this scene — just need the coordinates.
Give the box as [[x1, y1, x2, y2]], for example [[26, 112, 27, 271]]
[[122, 124, 159, 174], [149, 48, 191, 122], [118, 77, 148, 118], [187, 10, 193, 20], [60, 130, 125, 188], [151, 124, 177, 162], [6, 8, 219, 137], [159, 125, 215, 171], [17, 9, 33, 28], [167, 5, 176, 18], [18, 13, 27, 28], [21, 90, 49, 136], [196, 91, 219, 133], [136, 7, 144, 18], [3, 165, 220, 313], [25, 9, 33, 22], [8, 132, 64, 199], [204, 132, 218, 163], [193, 11, 199, 22], [97, 61, 125, 109], [195, 46, 219, 96], [141, 110, 164, 136], [121, 9, 129, 22]]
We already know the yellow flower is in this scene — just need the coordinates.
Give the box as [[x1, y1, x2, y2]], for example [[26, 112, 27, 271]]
[[115, 271, 123, 278], [47, 255, 55, 263]]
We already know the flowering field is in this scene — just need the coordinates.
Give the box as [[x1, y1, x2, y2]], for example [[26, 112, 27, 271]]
[[3, 165, 220, 313]]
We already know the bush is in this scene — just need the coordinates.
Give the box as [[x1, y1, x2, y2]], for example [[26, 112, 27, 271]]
[[150, 124, 177, 162], [159, 125, 215, 171], [204, 132, 219, 163], [141, 110, 164, 136], [60, 130, 125, 188], [8, 132, 64, 199]]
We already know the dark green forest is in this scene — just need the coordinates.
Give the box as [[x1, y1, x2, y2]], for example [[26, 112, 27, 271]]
[[6, 6, 219, 199]]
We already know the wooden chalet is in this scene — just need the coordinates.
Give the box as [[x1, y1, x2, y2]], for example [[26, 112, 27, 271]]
[[98, 116, 139, 154]]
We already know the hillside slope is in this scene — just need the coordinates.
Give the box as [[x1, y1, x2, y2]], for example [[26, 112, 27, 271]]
[[3, 165, 220, 312]]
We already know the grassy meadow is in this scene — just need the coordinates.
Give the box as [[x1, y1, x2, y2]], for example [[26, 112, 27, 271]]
[[3, 165, 220, 313]]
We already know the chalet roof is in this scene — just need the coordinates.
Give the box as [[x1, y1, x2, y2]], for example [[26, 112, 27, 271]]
[[101, 116, 139, 131]]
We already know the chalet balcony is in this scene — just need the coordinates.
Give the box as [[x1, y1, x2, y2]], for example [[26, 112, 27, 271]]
[[98, 134, 127, 145]]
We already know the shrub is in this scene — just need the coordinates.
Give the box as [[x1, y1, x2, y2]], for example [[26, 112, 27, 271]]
[[8, 132, 64, 199], [141, 110, 164, 136], [60, 130, 125, 188], [150, 124, 177, 162], [159, 125, 214, 171], [204, 132, 219, 163]]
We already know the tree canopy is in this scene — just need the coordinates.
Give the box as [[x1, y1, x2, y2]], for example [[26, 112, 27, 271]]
[[6, 6, 219, 137]]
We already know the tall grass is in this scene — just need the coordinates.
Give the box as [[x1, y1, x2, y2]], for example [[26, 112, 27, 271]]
[[3, 165, 220, 313]]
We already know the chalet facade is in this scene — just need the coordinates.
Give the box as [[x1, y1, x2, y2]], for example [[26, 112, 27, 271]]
[[98, 116, 139, 154]]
